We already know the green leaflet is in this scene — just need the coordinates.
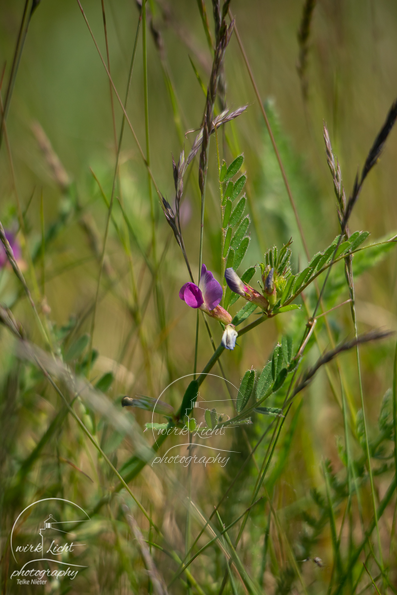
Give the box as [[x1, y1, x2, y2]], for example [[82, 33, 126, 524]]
[[223, 199, 232, 227], [348, 230, 370, 251], [229, 196, 246, 227], [237, 369, 255, 412], [223, 181, 233, 204], [233, 236, 250, 269], [231, 175, 247, 200], [95, 372, 114, 393], [178, 380, 199, 419], [223, 227, 232, 257], [272, 344, 284, 380], [230, 216, 250, 251], [204, 408, 217, 429], [232, 302, 258, 326], [293, 267, 313, 293], [273, 304, 301, 314], [280, 275, 294, 304], [281, 335, 293, 366], [65, 333, 90, 362], [255, 407, 284, 417], [256, 360, 273, 400], [226, 248, 235, 269], [222, 154, 244, 182], [273, 368, 288, 392]]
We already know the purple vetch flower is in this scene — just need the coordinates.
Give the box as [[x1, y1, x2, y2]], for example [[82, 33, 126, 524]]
[[225, 268, 270, 310], [179, 264, 233, 326], [0, 230, 21, 269]]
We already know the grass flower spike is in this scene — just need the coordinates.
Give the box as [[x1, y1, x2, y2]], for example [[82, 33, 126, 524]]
[[179, 264, 233, 326]]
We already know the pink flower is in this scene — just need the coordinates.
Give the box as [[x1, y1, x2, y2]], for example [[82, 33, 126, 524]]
[[0, 230, 21, 269], [179, 264, 232, 326]]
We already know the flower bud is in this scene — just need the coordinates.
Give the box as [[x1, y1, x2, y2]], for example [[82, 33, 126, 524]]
[[222, 324, 238, 350], [264, 267, 274, 294], [225, 267, 269, 310], [225, 268, 246, 296]]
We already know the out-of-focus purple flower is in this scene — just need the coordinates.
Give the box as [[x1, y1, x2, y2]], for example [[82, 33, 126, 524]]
[[225, 268, 269, 310], [0, 230, 21, 269], [177, 198, 192, 228], [179, 264, 232, 326]]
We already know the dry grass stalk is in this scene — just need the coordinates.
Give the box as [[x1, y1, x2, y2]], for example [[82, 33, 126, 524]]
[[297, 0, 317, 100], [342, 99, 397, 231], [291, 330, 394, 399], [31, 121, 71, 191]]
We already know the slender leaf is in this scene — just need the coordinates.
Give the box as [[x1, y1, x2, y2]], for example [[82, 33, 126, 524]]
[[223, 199, 232, 227], [223, 155, 244, 181], [281, 335, 293, 366], [179, 380, 199, 418], [229, 196, 246, 227], [232, 302, 258, 326], [231, 216, 250, 250], [273, 304, 301, 314], [223, 227, 232, 257], [292, 267, 313, 293], [273, 367, 288, 392], [220, 161, 227, 182], [95, 372, 114, 393], [233, 236, 250, 269], [65, 333, 90, 362], [348, 230, 370, 252], [237, 369, 255, 412], [272, 344, 283, 380], [226, 248, 234, 269], [280, 275, 294, 304], [231, 175, 247, 200], [223, 181, 233, 204], [255, 407, 283, 417], [256, 361, 273, 400]]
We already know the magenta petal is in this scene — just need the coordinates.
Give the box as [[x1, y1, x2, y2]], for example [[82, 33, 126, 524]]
[[0, 231, 20, 268], [7, 232, 21, 261], [199, 264, 222, 310], [179, 282, 204, 308]]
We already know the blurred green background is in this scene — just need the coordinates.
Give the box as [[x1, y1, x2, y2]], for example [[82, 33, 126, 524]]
[[1, 0, 397, 593]]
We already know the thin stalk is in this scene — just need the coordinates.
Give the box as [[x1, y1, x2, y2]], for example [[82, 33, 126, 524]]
[[142, 0, 157, 262], [230, 12, 310, 259], [215, 126, 227, 298], [0, 0, 30, 150], [231, 10, 359, 435], [87, 7, 143, 373], [101, 0, 118, 154], [25, 341, 158, 531], [168, 497, 264, 589], [334, 474, 397, 595], [352, 283, 384, 571]]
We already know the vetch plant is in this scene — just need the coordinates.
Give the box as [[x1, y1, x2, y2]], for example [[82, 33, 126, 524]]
[[2, 2, 397, 594]]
